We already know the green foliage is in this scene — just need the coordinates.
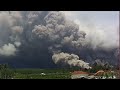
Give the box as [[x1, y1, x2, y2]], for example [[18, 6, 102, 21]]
[[13, 68, 71, 79], [88, 65, 110, 73], [0, 64, 117, 79], [0, 64, 15, 79]]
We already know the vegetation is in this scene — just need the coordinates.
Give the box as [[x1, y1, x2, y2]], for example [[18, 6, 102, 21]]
[[0, 65, 71, 79], [0, 64, 15, 79], [88, 64, 112, 73], [0, 64, 118, 79], [13, 68, 71, 79]]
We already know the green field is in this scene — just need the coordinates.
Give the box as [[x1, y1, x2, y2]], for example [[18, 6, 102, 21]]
[[0, 64, 81, 79], [13, 69, 71, 79], [0, 64, 119, 79]]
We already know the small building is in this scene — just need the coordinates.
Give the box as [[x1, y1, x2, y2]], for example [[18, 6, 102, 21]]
[[71, 71, 89, 79], [41, 73, 46, 75]]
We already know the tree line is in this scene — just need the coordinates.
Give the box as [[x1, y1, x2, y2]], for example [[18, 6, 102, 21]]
[[0, 64, 14, 79]]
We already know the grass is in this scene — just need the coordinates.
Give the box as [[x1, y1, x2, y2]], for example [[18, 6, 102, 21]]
[[13, 68, 71, 79]]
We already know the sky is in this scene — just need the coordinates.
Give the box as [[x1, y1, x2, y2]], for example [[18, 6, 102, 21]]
[[62, 11, 119, 27], [62, 11, 119, 48]]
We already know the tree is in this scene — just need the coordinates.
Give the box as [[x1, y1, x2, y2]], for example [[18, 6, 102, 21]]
[[0, 64, 15, 79]]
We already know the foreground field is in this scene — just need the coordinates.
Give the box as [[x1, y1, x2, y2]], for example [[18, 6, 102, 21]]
[[0, 64, 119, 79], [13, 69, 71, 79]]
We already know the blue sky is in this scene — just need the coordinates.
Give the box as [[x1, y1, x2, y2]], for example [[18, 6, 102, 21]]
[[62, 11, 119, 48]]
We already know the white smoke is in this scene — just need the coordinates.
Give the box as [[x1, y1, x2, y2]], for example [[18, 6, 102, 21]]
[[63, 11, 119, 50], [75, 19, 119, 50], [14, 42, 21, 47], [52, 52, 91, 69], [11, 26, 23, 34], [0, 43, 17, 56]]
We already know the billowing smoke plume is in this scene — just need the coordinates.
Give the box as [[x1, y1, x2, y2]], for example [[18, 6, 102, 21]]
[[52, 52, 91, 69], [0, 11, 118, 68]]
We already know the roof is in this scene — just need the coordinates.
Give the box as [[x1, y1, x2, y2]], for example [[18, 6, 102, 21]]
[[94, 70, 105, 76], [71, 71, 89, 75]]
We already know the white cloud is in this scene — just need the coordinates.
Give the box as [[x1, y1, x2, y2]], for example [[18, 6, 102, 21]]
[[0, 43, 17, 56]]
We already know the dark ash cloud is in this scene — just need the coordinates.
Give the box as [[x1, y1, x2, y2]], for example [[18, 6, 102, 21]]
[[0, 11, 118, 68]]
